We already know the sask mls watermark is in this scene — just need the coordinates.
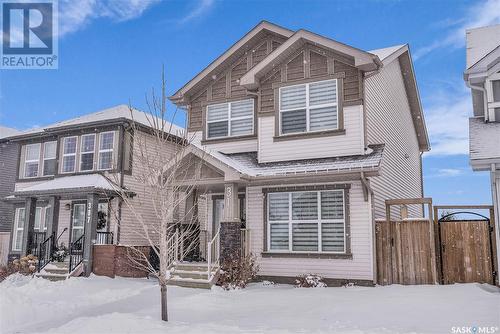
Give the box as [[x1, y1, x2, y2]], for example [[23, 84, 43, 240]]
[[1, 0, 58, 69]]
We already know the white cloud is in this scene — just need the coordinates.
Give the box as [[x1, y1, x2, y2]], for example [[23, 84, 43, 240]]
[[177, 0, 215, 24], [58, 0, 161, 37], [414, 0, 500, 60], [424, 86, 471, 156], [436, 168, 464, 177]]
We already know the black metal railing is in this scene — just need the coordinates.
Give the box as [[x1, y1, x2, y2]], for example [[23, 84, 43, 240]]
[[96, 231, 114, 245], [29, 231, 47, 258], [37, 233, 55, 272], [69, 234, 85, 274]]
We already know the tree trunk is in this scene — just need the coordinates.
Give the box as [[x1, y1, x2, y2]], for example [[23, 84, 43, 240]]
[[160, 284, 168, 321]]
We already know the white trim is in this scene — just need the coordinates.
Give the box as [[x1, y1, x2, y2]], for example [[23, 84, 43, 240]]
[[12, 208, 25, 251], [23, 143, 41, 178], [267, 189, 346, 254], [98, 131, 115, 170], [79, 133, 96, 172], [71, 203, 86, 242], [206, 99, 254, 139], [61, 136, 78, 174], [42, 141, 57, 176], [279, 79, 339, 135]]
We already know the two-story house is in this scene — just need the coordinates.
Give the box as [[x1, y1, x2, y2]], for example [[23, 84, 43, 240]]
[[464, 24, 500, 277], [168, 21, 430, 286], [1, 105, 183, 276]]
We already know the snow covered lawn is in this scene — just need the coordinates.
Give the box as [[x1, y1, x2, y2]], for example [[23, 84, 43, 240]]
[[1, 274, 498, 334]]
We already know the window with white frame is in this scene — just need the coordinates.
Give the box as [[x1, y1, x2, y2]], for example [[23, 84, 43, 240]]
[[33, 207, 43, 231], [489, 78, 500, 122], [267, 189, 346, 253], [279, 79, 339, 135], [206, 99, 254, 139], [12, 208, 25, 251], [98, 132, 114, 170], [62, 137, 77, 173], [42, 141, 57, 176], [80, 134, 95, 171], [24, 143, 41, 178]]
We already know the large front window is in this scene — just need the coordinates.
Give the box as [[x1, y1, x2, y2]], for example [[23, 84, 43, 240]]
[[98, 132, 114, 170], [80, 134, 95, 171], [43, 141, 57, 176], [206, 99, 254, 139], [24, 144, 40, 178], [279, 79, 339, 135], [267, 190, 346, 253]]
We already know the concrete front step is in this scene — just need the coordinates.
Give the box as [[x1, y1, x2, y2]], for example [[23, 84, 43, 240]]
[[174, 262, 209, 272], [167, 277, 212, 289], [44, 267, 69, 275], [172, 269, 217, 280], [35, 273, 68, 281]]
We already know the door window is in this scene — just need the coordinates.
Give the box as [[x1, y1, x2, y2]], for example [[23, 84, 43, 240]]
[[71, 203, 86, 242]]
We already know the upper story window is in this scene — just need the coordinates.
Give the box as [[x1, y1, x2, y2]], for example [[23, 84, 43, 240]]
[[80, 134, 96, 171], [24, 143, 41, 178], [62, 136, 77, 173], [267, 189, 346, 253], [98, 132, 114, 170], [206, 99, 254, 139], [279, 79, 339, 135], [42, 141, 57, 176]]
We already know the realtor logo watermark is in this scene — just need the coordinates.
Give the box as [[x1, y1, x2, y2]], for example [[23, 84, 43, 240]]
[[1, 0, 58, 69]]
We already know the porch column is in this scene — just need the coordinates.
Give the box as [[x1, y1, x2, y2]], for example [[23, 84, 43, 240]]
[[83, 193, 99, 276], [21, 197, 36, 256], [45, 196, 60, 242], [220, 182, 241, 262]]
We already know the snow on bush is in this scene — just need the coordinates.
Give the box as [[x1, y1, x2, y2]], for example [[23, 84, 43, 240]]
[[218, 253, 259, 290], [295, 274, 327, 288]]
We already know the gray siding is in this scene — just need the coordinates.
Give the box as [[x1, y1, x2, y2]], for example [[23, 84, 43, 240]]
[[365, 59, 423, 219], [0, 141, 19, 232]]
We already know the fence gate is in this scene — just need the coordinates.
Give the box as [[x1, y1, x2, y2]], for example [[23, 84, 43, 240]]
[[435, 206, 497, 285]]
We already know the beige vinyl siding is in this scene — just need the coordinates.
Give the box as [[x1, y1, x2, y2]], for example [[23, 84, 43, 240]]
[[189, 131, 258, 154], [57, 200, 71, 247], [119, 130, 180, 246], [365, 59, 423, 219], [246, 181, 373, 280], [258, 105, 364, 163]]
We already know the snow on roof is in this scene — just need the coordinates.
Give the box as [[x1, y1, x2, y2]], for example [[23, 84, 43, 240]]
[[4, 105, 185, 140], [0, 125, 20, 139], [469, 117, 500, 164], [369, 45, 406, 61], [13, 174, 119, 194], [194, 143, 384, 177]]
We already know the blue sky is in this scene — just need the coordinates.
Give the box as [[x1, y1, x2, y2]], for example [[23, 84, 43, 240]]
[[1, 0, 499, 206]]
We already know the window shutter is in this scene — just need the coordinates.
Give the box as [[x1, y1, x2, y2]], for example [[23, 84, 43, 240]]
[[292, 223, 318, 251], [321, 222, 344, 252], [309, 106, 338, 131], [280, 85, 306, 110], [207, 103, 229, 121], [292, 192, 318, 220], [309, 80, 337, 106], [230, 99, 253, 136], [281, 109, 307, 134], [270, 223, 289, 250], [268, 193, 289, 221], [321, 191, 344, 219]]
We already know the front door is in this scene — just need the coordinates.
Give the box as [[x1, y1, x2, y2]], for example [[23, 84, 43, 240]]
[[212, 196, 246, 233], [71, 203, 86, 244]]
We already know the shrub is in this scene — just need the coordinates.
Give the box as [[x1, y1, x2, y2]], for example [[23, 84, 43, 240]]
[[218, 253, 259, 290], [0, 255, 38, 282], [53, 243, 68, 262], [295, 274, 327, 288]]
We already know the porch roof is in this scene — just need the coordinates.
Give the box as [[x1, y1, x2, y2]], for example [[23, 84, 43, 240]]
[[194, 144, 384, 178], [9, 174, 128, 198]]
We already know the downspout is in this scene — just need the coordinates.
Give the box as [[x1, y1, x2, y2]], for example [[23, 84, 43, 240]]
[[117, 123, 129, 244], [361, 172, 377, 284], [465, 80, 488, 122], [363, 59, 383, 153]]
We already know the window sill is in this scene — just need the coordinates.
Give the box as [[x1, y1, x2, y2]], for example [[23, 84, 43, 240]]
[[273, 129, 345, 142], [201, 134, 257, 145], [261, 252, 352, 260]]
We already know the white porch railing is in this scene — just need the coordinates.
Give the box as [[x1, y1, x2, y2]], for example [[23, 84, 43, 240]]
[[166, 229, 180, 268], [207, 229, 220, 280], [241, 228, 250, 258]]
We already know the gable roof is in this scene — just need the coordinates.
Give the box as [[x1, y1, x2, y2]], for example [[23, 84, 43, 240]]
[[170, 21, 293, 103], [466, 24, 500, 70], [240, 29, 382, 89], [2, 104, 184, 142], [0, 125, 20, 139]]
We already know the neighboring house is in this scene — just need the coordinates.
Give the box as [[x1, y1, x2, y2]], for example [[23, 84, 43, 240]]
[[1, 105, 182, 275], [463, 24, 500, 276], [169, 21, 429, 285], [0, 126, 21, 266]]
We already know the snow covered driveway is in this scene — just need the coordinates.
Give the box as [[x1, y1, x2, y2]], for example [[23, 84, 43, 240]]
[[1, 274, 499, 334]]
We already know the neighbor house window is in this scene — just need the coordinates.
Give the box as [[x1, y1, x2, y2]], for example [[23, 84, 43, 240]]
[[62, 136, 77, 173], [12, 208, 25, 251], [267, 190, 346, 253], [80, 134, 95, 171], [24, 143, 41, 178], [206, 99, 254, 139], [42, 141, 57, 176], [490, 79, 500, 122], [98, 132, 114, 170], [33, 207, 44, 231], [279, 79, 339, 135]]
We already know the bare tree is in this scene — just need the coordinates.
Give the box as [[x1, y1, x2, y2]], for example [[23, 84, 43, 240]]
[[106, 70, 205, 321]]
